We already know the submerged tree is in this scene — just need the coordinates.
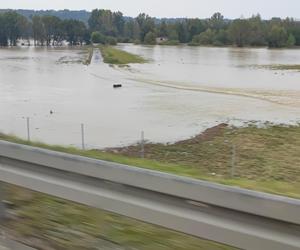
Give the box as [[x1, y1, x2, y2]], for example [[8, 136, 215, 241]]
[[62, 19, 88, 45], [0, 11, 27, 46], [42, 15, 63, 46], [32, 15, 45, 45], [0, 14, 8, 46]]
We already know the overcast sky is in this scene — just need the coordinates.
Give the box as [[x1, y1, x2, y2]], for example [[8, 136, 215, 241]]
[[1, 0, 299, 19]]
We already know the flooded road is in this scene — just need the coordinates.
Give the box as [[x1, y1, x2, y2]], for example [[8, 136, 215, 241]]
[[0, 45, 299, 148]]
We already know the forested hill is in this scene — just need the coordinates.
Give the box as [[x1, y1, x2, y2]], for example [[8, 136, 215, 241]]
[[0, 9, 91, 23], [0, 9, 187, 24]]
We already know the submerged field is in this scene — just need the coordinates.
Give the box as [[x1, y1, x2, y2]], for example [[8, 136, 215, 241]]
[[1, 44, 300, 249], [1, 45, 300, 148], [1, 124, 300, 249], [247, 64, 300, 71]]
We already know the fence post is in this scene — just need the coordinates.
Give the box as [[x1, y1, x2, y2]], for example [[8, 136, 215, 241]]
[[26, 117, 30, 141], [81, 123, 85, 150], [140, 131, 145, 158], [231, 144, 236, 178]]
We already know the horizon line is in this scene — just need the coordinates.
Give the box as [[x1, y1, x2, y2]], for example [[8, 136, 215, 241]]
[[0, 8, 299, 20]]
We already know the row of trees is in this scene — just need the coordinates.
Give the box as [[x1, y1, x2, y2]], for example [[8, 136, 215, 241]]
[[88, 10, 300, 48], [0, 11, 90, 46], [0, 11, 28, 46], [1, 9, 300, 48]]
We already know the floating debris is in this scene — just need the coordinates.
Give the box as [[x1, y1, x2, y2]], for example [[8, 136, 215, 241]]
[[113, 84, 122, 88]]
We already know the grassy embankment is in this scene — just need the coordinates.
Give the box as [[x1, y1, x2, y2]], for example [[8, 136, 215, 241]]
[[99, 45, 146, 65], [1, 124, 300, 249], [83, 47, 93, 65]]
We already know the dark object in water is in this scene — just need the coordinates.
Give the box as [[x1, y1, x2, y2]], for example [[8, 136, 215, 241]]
[[113, 84, 122, 88], [50, 110, 54, 114]]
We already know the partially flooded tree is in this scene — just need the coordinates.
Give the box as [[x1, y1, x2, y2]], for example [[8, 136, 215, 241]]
[[0, 9, 300, 48], [229, 19, 251, 47], [42, 15, 62, 46], [144, 31, 156, 45], [32, 15, 46, 45], [1, 11, 26, 46], [267, 25, 288, 48], [62, 19, 88, 45], [0, 14, 8, 46], [136, 13, 155, 42]]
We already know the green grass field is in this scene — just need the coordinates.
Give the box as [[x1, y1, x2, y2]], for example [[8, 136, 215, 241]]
[[99, 45, 146, 65]]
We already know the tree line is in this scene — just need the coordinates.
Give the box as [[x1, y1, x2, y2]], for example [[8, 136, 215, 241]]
[[1, 9, 300, 48], [0, 11, 90, 46]]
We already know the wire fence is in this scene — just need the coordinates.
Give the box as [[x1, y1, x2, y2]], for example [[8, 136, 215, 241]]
[[1, 116, 254, 180], [7, 116, 148, 158], [2, 117, 300, 182]]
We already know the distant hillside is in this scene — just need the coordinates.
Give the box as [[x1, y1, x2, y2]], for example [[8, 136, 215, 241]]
[[0, 9, 183, 24], [0, 9, 91, 23], [0, 9, 202, 25]]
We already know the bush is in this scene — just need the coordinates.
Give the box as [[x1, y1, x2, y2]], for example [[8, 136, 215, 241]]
[[91, 31, 106, 44], [159, 40, 180, 46], [144, 32, 156, 45], [188, 42, 200, 46], [286, 34, 296, 47], [192, 29, 216, 45], [106, 36, 117, 45], [212, 40, 224, 46], [133, 39, 141, 45], [117, 37, 132, 43]]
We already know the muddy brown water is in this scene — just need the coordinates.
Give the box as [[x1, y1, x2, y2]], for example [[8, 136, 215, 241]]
[[0, 45, 300, 148]]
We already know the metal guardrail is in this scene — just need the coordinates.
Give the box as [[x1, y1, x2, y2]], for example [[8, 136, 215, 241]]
[[0, 140, 299, 250]]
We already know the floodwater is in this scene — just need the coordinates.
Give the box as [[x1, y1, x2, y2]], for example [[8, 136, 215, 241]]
[[0, 45, 300, 148]]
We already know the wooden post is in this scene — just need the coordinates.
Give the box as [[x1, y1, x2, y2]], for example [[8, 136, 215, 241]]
[[231, 144, 236, 178], [81, 124, 85, 150], [26, 117, 30, 141]]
